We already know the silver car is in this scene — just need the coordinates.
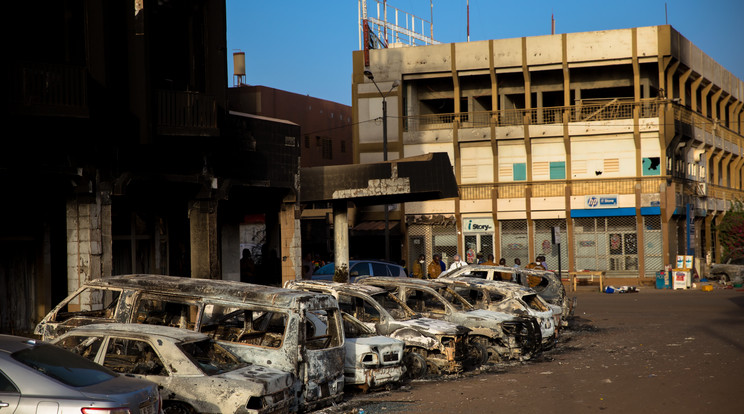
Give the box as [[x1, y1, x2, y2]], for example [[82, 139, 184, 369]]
[[51, 324, 294, 414], [0, 334, 162, 414]]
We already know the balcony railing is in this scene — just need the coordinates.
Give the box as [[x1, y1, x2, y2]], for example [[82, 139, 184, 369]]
[[459, 177, 666, 200], [156, 90, 218, 136], [8, 62, 88, 117], [404, 99, 660, 132]]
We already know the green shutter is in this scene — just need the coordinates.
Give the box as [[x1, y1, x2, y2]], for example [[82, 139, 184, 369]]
[[549, 161, 566, 179], [513, 163, 526, 181]]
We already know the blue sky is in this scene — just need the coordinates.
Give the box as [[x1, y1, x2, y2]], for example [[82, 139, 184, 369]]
[[226, 0, 744, 106]]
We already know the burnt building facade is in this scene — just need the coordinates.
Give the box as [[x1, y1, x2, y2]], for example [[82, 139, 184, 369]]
[[1, 0, 300, 334]]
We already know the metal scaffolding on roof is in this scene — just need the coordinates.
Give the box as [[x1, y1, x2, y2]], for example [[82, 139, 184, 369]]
[[358, 0, 440, 65]]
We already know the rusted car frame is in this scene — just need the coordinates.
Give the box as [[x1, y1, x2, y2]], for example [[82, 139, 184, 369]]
[[284, 280, 471, 378], [34, 274, 345, 412], [355, 277, 542, 362], [52, 323, 294, 414]]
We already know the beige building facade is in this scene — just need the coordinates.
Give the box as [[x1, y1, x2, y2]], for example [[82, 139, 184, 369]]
[[351, 25, 744, 278]]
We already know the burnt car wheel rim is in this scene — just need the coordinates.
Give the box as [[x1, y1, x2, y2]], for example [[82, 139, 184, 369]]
[[403, 352, 427, 379]]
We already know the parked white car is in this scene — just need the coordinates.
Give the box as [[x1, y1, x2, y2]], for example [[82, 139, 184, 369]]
[[51, 323, 294, 414]]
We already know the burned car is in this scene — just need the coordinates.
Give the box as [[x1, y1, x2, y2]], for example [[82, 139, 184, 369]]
[[356, 277, 542, 362], [35, 274, 345, 412], [433, 277, 558, 348], [284, 280, 473, 378], [439, 265, 574, 325], [52, 323, 294, 414], [709, 252, 744, 284], [337, 313, 405, 390]]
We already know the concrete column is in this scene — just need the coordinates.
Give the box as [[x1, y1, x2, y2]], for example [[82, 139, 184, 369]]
[[721, 153, 733, 187], [333, 201, 349, 281], [718, 94, 730, 124], [710, 89, 722, 120], [679, 69, 692, 107], [189, 200, 219, 279], [700, 83, 713, 118], [279, 201, 301, 285], [66, 194, 110, 307], [690, 76, 702, 112]]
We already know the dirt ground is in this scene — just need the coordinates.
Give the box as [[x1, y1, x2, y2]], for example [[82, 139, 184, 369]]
[[320, 286, 744, 414]]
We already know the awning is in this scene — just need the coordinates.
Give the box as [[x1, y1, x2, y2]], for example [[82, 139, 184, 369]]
[[300, 152, 459, 205], [352, 220, 400, 232]]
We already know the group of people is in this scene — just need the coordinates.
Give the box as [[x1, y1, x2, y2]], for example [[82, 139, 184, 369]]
[[409, 252, 550, 280]]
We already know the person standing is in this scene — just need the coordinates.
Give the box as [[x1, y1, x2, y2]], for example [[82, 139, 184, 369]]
[[448, 254, 468, 271], [513, 258, 521, 268], [411, 254, 426, 278], [301, 253, 314, 280], [482, 254, 496, 266], [428, 254, 443, 279]]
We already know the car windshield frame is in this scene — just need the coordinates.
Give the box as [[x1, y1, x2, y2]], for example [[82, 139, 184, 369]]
[[178, 338, 248, 376], [12, 343, 118, 387], [369, 291, 418, 321]]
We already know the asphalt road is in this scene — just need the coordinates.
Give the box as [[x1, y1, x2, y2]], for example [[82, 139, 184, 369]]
[[323, 286, 744, 414]]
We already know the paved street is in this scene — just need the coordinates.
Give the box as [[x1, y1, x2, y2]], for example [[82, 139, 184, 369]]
[[326, 286, 744, 414]]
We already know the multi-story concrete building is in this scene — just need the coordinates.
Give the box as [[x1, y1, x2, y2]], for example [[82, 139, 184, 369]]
[[352, 25, 743, 279]]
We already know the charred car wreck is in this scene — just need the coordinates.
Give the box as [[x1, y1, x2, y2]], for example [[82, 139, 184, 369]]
[[356, 277, 542, 362], [35, 274, 345, 412], [52, 323, 294, 414], [284, 280, 474, 378]]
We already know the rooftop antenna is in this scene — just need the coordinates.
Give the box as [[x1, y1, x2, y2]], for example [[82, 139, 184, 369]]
[[467, 0, 470, 42], [665, 2, 668, 25], [551, 12, 555, 35]]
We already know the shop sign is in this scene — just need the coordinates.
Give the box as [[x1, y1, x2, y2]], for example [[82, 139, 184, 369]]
[[585, 195, 618, 208], [463, 218, 494, 233]]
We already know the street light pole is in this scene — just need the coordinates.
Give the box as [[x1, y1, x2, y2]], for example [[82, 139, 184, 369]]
[[364, 70, 396, 262]]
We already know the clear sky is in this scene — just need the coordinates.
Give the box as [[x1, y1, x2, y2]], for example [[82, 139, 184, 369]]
[[226, 0, 744, 106]]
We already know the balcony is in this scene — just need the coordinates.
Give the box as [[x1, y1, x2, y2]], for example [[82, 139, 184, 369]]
[[404, 99, 660, 132], [156, 90, 218, 136], [8, 62, 89, 118]]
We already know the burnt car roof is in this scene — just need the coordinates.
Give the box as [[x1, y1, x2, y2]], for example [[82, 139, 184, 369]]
[[436, 277, 536, 294], [65, 323, 208, 342], [355, 276, 449, 289], [83, 274, 337, 309], [285, 280, 388, 297], [440, 264, 560, 278]]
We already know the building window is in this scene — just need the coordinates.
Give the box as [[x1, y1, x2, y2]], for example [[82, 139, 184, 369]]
[[340, 141, 346, 153], [549, 161, 566, 179], [316, 136, 321, 146], [513, 163, 527, 181], [322, 138, 332, 159], [642, 157, 661, 176], [304, 135, 310, 148]]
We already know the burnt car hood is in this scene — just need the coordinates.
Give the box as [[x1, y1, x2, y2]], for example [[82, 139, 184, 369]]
[[392, 317, 469, 336]]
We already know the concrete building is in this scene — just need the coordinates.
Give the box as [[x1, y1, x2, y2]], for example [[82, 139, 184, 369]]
[[228, 85, 353, 259], [351, 25, 744, 279]]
